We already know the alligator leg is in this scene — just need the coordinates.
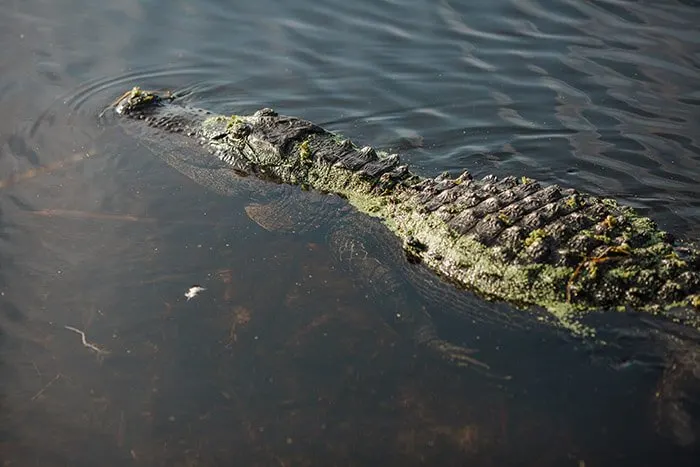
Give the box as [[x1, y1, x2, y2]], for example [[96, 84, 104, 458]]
[[651, 327, 700, 446], [327, 213, 505, 377], [414, 320, 491, 370]]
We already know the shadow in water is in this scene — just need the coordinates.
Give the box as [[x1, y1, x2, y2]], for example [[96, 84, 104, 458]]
[[0, 202, 16, 457]]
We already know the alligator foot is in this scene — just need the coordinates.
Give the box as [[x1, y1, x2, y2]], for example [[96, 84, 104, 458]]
[[427, 338, 489, 368], [427, 339, 512, 380], [414, 323, 511, 380]]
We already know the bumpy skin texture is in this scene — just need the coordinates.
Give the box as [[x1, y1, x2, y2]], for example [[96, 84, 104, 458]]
[[114, 87, 700, 334]]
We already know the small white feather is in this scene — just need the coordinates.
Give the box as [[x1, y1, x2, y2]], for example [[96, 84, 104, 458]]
[[185, 285, 206, 301]]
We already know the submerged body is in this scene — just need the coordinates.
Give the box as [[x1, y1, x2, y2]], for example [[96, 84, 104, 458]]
[[114, 87, 700, 335]]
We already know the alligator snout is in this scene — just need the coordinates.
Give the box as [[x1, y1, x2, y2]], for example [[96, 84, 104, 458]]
[[112, 86, 170, 116]]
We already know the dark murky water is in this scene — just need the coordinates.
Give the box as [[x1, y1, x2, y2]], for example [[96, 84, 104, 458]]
[[1, 0, 699, 465]]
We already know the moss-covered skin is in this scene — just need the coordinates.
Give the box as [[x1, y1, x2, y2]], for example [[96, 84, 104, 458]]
[[113, 87, 700, 335]]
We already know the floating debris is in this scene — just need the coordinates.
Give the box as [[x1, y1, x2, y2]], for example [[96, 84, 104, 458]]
[[0, 152, 92, 190], [64, 325, 109, 355], [185, 285, 206, 301], [30, 373, 62, 401]]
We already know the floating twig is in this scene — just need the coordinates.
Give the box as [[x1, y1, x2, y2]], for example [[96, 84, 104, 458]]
[[0, 152, 92, 190], [26, 208, 221, 226], [30, 209, 154, 223], [31, 373, 61, 401], [64, 325, 110, 355]]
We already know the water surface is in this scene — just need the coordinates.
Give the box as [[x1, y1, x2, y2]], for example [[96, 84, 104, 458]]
[[1, 0, 699, 465]]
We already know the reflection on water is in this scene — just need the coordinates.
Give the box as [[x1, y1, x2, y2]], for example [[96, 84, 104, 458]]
[[1, 0, 699, 465]]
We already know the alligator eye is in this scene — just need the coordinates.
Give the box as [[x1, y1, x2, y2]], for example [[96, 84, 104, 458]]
[[406, 236, 428, 252], [254, 108, 278, 117], [231, 123, 252, 138], [404, 236, 428, 264]]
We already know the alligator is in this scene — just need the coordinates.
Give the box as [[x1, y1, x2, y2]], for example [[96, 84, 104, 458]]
[[109, 86, 700, 444], [112, 86, 700, 335]]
